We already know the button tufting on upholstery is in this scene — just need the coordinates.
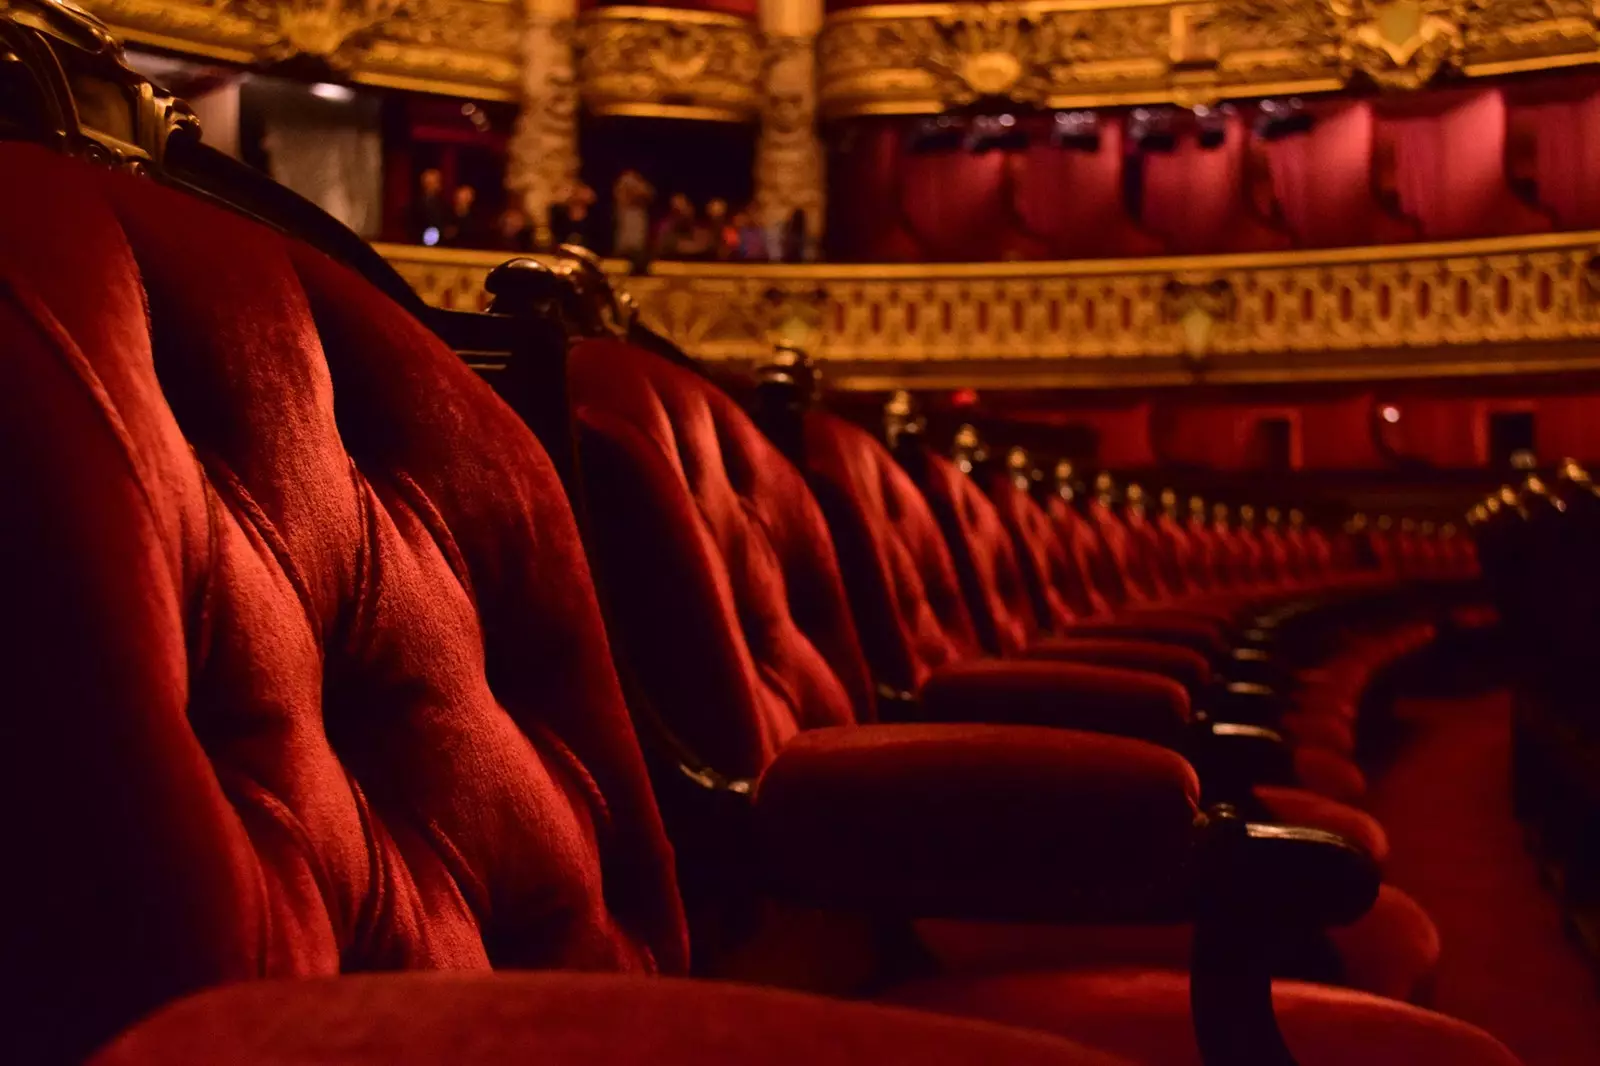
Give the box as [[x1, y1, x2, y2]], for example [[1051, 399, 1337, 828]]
[[0, 143, 688, 1063]]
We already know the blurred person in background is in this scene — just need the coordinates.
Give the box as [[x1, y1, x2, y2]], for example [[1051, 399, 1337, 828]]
[[705, 198, 738, 261], [613, 168, 655, 270], [408, 168, 449, 245]]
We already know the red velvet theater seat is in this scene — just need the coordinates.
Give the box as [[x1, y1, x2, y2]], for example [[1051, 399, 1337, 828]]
[[784, 408, 1435, 996], [0, 138, 1188, 1066], [565, 337, 1448, 1006]]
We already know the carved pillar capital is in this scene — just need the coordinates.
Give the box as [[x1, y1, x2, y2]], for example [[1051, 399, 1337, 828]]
[[508, 0, 580, 247], [756, 0, 825, 250]]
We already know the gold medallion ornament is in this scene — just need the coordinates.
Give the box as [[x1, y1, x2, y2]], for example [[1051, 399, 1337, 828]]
[[574, 7, 762, 123], [1332, 0, 1465, 89]]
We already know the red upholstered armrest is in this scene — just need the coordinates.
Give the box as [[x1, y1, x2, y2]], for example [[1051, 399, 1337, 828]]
[[1023, 636, 1214, 691], [916, 659, 1192, 750], [752, 724, 1201, 923], [89, 973, 1128, 1066]]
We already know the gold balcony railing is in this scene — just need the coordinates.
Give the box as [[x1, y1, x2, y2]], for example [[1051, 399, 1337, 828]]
[[378, 231, 1600, 389]]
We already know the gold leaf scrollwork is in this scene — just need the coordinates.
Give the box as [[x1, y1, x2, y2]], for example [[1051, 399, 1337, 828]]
[[1331, 0, 1468, 89], [575, 9, 762, 122], [231, 0, 408, 64]]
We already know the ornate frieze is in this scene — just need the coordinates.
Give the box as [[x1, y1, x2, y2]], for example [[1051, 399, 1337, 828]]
[[816, 0, 1600, 118], [573, 6, 762, 122], [381, 231, 1600, 388], [71, 0, 520, 99]]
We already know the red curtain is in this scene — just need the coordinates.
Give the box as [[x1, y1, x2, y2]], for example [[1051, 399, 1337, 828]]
[[829, 120, 922, 261], [898, 147, 1015, 261], [1377, 90, 1552, 240], [1506, 81, 1600, 229], [1140, 111, 1290, 255], [1264, 103, 1418, 248], [1010, 119, 1165, 258]]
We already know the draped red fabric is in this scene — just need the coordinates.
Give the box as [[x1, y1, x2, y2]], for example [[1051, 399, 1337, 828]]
[[1505, 84, 1600, 229], [1139, 112, 1290, 255], [1010, 119, 1166, 258], [830, 120, 923, 261], [899, 148, 1014, 261], [1082, 406, 1158, 467], [1264, 103, 1419, 248], [1377, 91, 1552, 240], [1301, 395, 1386, 470], [1378, 396, 1488, 467]]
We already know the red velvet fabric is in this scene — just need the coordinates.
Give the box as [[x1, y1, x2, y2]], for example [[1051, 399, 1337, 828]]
[[912, 884, 1437, 1003], [881, 971, 1520, 1066], [91, 973, 1137, 1066], [917, 454, 1046, 656], [1376, 90, 1553, 240], [1025, 638, 1213, 694], [917, 660, 1192, 749], [569, 339, 872, 777], [801, 411, 988, 692], [1264, 102, 1420, 247], [0, 142, 685, 1065], [1140, 114, 1292, 255], [754, 725, 1201, 922], [1010, 118, 1167, 258]]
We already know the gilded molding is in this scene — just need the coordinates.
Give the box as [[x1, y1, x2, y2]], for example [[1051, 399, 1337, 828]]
[[71, 0, 520, 99], [574, 7, 762, 123], [816, 0, 1600, 118], [755, 32, 826, 238], [382, 232, 1600, 386]]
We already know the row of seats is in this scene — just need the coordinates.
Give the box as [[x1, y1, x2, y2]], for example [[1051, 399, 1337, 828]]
[[0, 7, 1518, 1064], [556, 289, 1472, 1007]]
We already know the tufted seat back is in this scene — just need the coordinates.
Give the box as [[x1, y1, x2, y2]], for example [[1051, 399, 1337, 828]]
[[799, 412, 987, 693], [1088, 502, 1154, 606], [914, 454, 1048, 657], [567, 339, 872, 780], [0, 144, 688, 1065], [989, 478, 1090, 632], [1046, 498, 1117, 620]]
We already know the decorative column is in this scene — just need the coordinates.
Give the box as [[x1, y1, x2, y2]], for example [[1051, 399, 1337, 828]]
[[508, 0, 580, 247], [756, 0, 826, 251]]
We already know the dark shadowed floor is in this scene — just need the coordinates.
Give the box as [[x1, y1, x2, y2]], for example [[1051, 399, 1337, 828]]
[[1367, 684, 1600, 1066]]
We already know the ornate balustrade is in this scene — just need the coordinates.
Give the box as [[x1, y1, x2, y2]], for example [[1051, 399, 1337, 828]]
[[378, 231, 1600, 388]]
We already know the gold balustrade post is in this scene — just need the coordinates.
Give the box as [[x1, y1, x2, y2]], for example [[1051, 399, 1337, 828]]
[[509, 0, 580, 248], [756, 0, 826, 255]]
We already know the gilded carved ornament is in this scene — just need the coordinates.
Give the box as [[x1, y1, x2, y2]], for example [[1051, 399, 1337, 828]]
[[816, 0, 1600, 117], [574, 7, 762, 122], [1332, 0, 1467, 89], [70, 0, 520, 98], [755, 31, 825, 236]]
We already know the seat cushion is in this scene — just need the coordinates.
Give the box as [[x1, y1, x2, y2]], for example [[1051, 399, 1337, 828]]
[[89, 972, 1139, 1066], [880, 969, 1520, 1066], [912, 885, 1437, 1002]]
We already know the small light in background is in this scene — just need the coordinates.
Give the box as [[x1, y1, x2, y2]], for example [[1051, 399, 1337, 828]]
[[951, 388, 980, 408], [1379, 405, 1402, 424], [310, 82, 356, 103], [422, 226, 441, 247]]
